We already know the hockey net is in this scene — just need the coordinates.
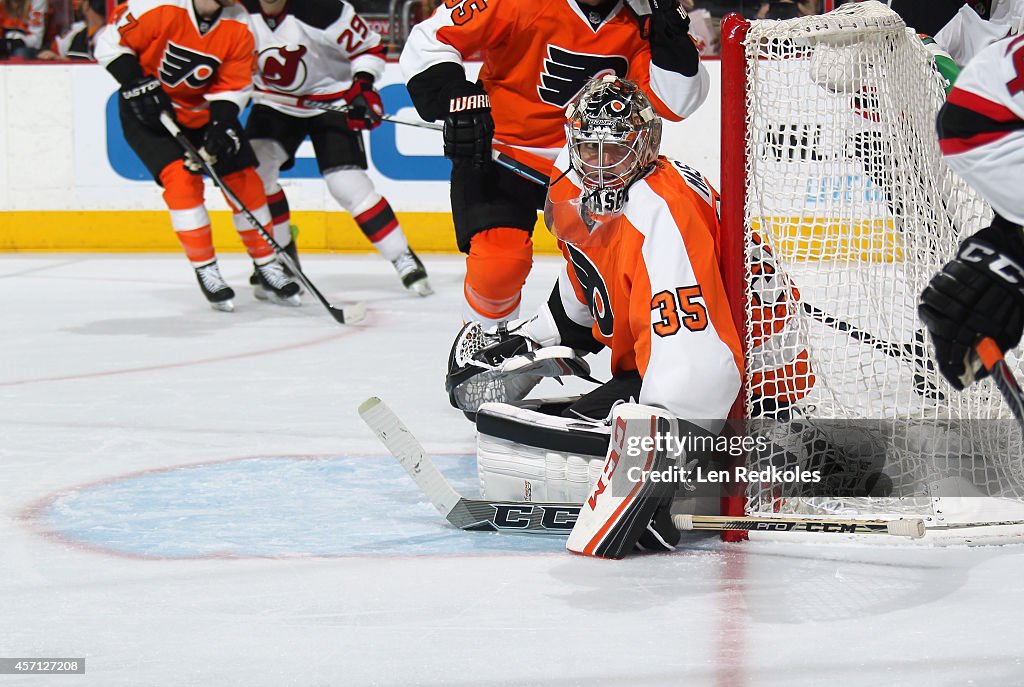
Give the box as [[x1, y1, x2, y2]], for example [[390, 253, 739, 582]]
[[719, 1, 1024, 543]]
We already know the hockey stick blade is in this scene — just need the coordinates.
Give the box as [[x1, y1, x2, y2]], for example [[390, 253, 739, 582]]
[[159, 113, 366, 325], [976, 337, 1024, 435], [358, 397, 927, 539], [358, 397, 579, 534]]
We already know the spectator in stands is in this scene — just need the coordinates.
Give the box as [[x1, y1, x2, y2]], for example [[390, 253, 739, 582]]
[[0, 0, 48, 58], [889, 0, 966, 36], [37, 0, 104, 60], [756, 0, 817, 20]]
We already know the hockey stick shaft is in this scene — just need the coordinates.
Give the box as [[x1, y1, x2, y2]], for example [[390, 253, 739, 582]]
[[268, 93, 443, 131], [159, 112, 365, 325], [358, 397, 926, 538], [976, 337, 1024, 435], [802, 302, 944, 401], [255, 92, 550, 186], [671, 513, 923, 538]]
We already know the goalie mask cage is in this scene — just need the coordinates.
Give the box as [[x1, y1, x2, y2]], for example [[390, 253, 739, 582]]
[[718, 1, 1024, 544]]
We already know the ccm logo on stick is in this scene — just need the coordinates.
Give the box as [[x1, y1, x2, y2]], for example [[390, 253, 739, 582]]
[[491, 504, 579, 530], [754, 522, 860, 534]]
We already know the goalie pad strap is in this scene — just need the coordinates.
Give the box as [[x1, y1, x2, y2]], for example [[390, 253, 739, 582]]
[[476, 402, 610, 456]]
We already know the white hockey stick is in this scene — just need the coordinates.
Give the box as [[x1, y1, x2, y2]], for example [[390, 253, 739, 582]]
[[357, 397, 927, 539], [255, 92, 550, 186]]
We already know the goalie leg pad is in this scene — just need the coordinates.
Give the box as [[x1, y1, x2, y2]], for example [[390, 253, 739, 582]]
[[567, 403, 681, 560], [476, 403, 609, 503]]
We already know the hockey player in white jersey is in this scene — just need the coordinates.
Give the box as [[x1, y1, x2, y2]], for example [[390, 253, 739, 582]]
[[921, 33, 1024, 389], [932, 0, 1024, 68], [241, 0, 432, 296]]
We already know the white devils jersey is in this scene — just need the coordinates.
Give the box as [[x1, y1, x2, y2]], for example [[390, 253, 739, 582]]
[[934, 1, 1024, 67], [939, 33, 1024, 225], [242, 0, 386, 118]]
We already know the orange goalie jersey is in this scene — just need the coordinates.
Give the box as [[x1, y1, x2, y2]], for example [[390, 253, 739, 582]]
[[544, 152, 814, 423], [95, 0, 256, 129], [544, 151, 742, 425], [400, 0, 710, 174]]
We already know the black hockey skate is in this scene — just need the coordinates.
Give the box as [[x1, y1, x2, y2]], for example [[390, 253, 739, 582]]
[[252, 257, 302, 306], [194, 260, 235, 312], [392, 248, 433, 296], [250, 240, 302, 287]]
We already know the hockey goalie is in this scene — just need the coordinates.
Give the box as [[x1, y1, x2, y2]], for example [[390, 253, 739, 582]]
[[445, 76, 752, 558]]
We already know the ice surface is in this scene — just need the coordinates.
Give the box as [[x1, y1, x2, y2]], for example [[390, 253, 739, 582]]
[[2, 253, 1024, 686]]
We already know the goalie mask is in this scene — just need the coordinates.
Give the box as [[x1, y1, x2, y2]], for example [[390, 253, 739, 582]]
[[564, 75, 662, 218]]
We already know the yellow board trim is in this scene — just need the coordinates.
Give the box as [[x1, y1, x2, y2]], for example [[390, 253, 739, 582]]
[[752, 216, 902, 262], [0, 211, 562, 255]]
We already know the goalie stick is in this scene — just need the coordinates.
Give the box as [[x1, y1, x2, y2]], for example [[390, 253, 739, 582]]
[[160, 112, 366, 325], [255, 92, 550, 187], [357, 397, 927, 539]]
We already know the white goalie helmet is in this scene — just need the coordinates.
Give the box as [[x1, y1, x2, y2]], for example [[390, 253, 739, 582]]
[[564, 75, 662, 216]]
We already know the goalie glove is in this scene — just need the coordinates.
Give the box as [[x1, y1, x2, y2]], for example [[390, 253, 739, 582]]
[[919, 220, 1024, 390], [446, 320, 592, 416]]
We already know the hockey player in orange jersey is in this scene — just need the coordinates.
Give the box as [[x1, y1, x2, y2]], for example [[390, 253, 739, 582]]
[[444, 77, 735, 556], [400, 0, 709, 325], [95, 0, 301, 312]]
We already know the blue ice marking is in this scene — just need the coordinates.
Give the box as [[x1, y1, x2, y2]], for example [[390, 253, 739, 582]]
[[40, 455, 565, 558]]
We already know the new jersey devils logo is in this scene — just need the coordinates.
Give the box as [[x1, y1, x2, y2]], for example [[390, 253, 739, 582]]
[[566, 243, 614, 337], [259, 45, 308, 92], [159, 42, 221, 88], [538, 46, 628, 107]]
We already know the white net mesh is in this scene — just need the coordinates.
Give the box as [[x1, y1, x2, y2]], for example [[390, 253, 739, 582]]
[[732, 1, 1024, 532]]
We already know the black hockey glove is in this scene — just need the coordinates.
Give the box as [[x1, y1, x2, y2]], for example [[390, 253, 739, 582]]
[[341, 73, 384, 131], [442, 80, 494, 165], [199, 102, 243, 167], [120, 76, 172, 130], [643, 0, 700, 76], [919, 220, 1024, 390]]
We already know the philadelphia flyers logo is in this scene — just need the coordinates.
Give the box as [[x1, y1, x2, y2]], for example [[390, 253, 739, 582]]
[[566, 243, 614, 337], [259, 45, 308, 92], [538, 46, 628, 107], [159, 42, 220, 88]]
